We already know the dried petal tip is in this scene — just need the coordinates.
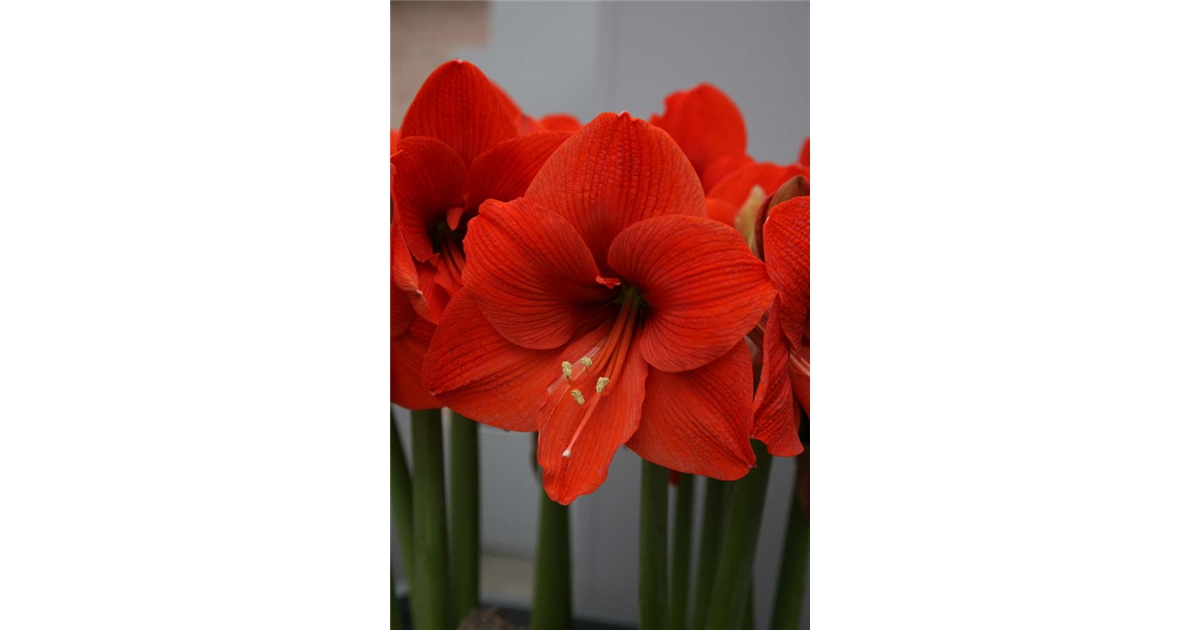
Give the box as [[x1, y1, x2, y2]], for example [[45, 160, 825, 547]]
[[571, 389, 586, 405], [595, 377, 611, 394], [562, 361, 573, 379]]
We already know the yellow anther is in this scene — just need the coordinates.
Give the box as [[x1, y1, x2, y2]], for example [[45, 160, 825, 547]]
[[562, 361, 573, 380], [595, 377, 611, 394], [580, 356, 593, 368], [571, 389, 586, 405]]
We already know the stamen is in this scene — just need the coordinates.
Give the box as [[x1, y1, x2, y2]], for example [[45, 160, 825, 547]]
[[557, 288, 645, 459]]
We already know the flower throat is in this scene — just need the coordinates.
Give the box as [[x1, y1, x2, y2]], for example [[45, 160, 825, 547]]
[[559, 286, 644, 458], [433, 219, 466, 286]]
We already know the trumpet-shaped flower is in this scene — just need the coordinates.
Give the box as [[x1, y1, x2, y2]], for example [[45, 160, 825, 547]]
[[422, 113, 776, 504], [391, 60, 566, 321]]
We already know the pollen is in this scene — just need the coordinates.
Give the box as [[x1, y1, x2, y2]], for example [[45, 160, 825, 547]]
[[595, 377, 611, 394], [571, 389, 586, 405], [580, 357, 593, 368], [562, 361, 573, 380]]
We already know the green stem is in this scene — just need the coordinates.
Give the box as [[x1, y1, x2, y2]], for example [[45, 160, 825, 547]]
[[743, 579, 756, 630], [640, 459, 670, 630], [531, 485, 571, 630], [390, 408, 415, 578], [703, 442, 774, 630], [391, 561, 405, 630], [411, 409, 450, 630], [692, 478, 729, 626], [770, 460, 809, 630], [449, 412, 480, 623], [668, 473, 694, 630]]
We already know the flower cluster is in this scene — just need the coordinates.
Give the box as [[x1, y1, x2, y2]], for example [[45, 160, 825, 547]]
[[392, 60, 810, 504]]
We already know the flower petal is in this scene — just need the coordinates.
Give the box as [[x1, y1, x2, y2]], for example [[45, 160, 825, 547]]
[[751, 303, 804, 457], [399, 60, 519, 166], [392, 222, 443, 322], [392, 315, 440, 410], [461, 198, 613, 349], [393, 223, 417, 336], [538, 324, 649, 504], [539, 114, 582, 133], [422, 291, 562, 432], [708, 162, 804, 208], [763, 197, 810, 350], [626, 340, 756, 479], [608, 215, 775, 373], [650, 83, 748, 179], [391, 136, 467, 263], [391, 279, 414, 338], [464, 131, 567, 212], [700, 153, 754, 193], [704, 198, 740, 227], [525, 112, 705, 272]]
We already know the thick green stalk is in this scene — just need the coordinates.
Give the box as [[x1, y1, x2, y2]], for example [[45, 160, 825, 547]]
[[391, 561, 404, 630], [640, 460, 670, 630], [692, 478, 729, 626], [531, 486, 571, 630], [770, 463, 810, 630], [448, 412, 479, 623], [390, 408, 415, 578], [411, 409, 450, 630], [703, 442, 774, 630], [668, 473, 695, 630], [743, 579, 756, 630], [696, 477, 729, 624]]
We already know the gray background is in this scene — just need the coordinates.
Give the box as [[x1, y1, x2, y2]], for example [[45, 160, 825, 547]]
[[392, 2, 809, 628]]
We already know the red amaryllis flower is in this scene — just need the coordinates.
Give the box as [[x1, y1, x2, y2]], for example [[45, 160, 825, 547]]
[[423, 113, 776, 504], [748, 198, 806, 456], [392, 60, 566, 322], [392, 224, 439, 410], [651, 83, 749, 193]]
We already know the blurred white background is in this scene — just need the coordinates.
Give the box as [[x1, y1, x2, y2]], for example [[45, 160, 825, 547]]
[[392, 2, 809, 628]]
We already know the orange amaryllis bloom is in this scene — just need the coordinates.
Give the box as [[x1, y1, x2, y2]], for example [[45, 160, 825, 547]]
[[423, 113, 776, 504], [651, 84, 749, 193], [392, 60, 566, 321]]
